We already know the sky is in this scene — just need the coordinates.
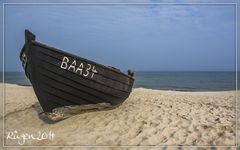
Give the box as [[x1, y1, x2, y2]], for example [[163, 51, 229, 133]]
[[0, 1, 238, 72]]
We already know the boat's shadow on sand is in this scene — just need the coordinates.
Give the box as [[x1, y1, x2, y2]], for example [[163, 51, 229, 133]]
[[32, 102, 119, 124]]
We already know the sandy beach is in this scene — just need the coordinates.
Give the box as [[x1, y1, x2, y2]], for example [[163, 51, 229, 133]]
[[0, 83, 237, 147]]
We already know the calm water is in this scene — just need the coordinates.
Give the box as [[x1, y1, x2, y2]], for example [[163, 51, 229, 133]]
[[1, 72, 31, 85], [0, 71, 238, 91], [134, 71, 238, 91]]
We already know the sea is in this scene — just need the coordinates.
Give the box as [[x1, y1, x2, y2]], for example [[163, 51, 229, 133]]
[[0, 71, 239, 91]]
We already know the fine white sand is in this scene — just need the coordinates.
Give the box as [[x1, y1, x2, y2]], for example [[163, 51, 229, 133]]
[[0, 83, 237, 148]]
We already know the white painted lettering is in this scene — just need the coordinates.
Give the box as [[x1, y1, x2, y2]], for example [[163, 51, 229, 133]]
[[60, 56, 69, 69], [75, 63, 84, 75], [68, 60, 76, 72], [60, 56, 98, 78], [91, 65, 98, 78]]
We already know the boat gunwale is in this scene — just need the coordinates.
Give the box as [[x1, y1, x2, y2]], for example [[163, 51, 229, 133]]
[[30, 40, 135, 81]]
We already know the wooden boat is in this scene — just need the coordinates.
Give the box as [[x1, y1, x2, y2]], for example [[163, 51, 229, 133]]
[[20, 30, 134, 113]]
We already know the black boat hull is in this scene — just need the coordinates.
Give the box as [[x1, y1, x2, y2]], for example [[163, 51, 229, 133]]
[[20, 30, 134, 113]]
